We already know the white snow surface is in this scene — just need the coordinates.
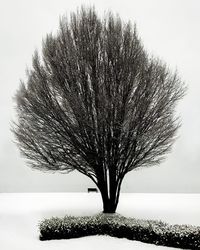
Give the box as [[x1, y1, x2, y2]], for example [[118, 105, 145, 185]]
[[0, 193, 200, 250]]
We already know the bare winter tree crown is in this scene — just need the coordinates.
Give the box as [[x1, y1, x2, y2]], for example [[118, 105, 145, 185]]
[[13, 7, 185, 212]]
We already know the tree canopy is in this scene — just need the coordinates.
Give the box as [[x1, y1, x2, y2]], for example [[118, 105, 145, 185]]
[[13, 7, 185, 212]]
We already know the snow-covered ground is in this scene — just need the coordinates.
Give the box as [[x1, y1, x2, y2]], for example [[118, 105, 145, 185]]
[[0, 193, 200, 250]]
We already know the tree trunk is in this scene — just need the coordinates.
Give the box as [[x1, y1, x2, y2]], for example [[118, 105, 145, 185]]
[[96, 168, 124, 213], [102, 197, 117, 213], [99, 179, 121, 213]]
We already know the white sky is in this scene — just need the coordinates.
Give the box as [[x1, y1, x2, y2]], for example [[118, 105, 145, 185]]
[[0, 0, 200, 192]]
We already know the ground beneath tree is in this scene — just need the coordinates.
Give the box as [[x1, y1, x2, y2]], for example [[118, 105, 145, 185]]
[[0, 193, 200, 250]]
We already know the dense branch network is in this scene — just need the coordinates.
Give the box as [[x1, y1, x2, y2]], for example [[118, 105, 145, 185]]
[[13, 7, 185, 212]]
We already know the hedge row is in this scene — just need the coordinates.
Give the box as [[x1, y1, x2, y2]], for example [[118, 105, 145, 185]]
[[39, 213, 200, 249]]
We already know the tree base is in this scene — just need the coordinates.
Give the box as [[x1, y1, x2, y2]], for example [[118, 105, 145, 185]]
[[103, 211, 116, 214], [103, 205, 117, 214]]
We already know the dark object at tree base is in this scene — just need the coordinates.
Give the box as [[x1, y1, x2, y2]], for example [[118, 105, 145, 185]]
[[88, 188, 98, 193], [39, 213, 200, 249]]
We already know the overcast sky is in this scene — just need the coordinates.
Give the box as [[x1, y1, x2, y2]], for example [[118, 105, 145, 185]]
[[0, 0, 200, 193]]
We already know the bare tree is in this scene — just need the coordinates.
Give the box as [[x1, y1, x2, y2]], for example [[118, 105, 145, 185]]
[[13, 7, 185, 213]]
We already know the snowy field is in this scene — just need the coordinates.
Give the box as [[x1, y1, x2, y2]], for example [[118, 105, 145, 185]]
[[0, 193, 200, 250]]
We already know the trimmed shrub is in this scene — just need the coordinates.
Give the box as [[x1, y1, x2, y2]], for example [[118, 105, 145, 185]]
[[39, 213, 200, 249]]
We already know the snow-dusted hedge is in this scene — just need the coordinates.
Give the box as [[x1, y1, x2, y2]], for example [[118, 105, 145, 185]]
[[39, 213, 200, 249]]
